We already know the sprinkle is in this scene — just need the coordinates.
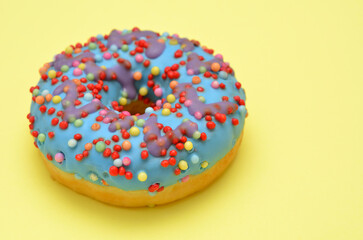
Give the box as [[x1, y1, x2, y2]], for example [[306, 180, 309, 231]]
[[32, 89, 40, 96], [192, 131, 201, 139], [169, 80, 178, 89], [184, 141, 193, 151], [178, 160, 188, 170], [154, 87, 163, 97], [133, 71, 142, 81], [151, 66, 160, 76], [89, 42, 97, 50], [198, 96, 205, 103], [138, 171, 148, 182], [68, 139, 77, 148], [52, 95, 62, 104], [129, 126, 140, 136], [35, 96, 45, 105], [139, 87, 148, 96], [86, 73, 95, 81], [136, 119, 145, 127], [119, 97, 127, 105], [135, 54, 144, 63], [95, 141, 106, 152], [122, 157, 131, 166], [211, 62, 221, 72], [89, 173, 98, 181], [162, 108, 170, 116], [199, 66, 207, 73], [84, 93, 93, 101], [191, 154, 200, 164], [45, 94, 53, 102], [113, 158, 122, 167], [103, 52, 112, 60], [181, 175, 190, 182], [85, 143, 93, 151], [211, 81, 219, 89], [122, 141, 131, 151], [38, 133, 46, 142], [219, 71, 228, 79], [65, 46, 73, 54], [121, 45, 129, 52], [73, 68, 82, 76], [48, 70, 56, 78], [201, 161, 209, 168], [91, 123, 100, 131], [194, 111, 202, 120], [61, 65, 69, 72], [78, 63, 86, 70], [166, 94, 176, 103], [192, 76, 201, 84], [54, 153, 65, 163]]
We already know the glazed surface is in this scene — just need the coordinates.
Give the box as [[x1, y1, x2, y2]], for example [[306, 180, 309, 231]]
[[28, 28, 247, 193]]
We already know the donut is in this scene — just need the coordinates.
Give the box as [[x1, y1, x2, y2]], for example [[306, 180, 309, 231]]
[[28, 28, 247, 207]]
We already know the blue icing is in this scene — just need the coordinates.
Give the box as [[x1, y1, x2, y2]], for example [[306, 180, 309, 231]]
[[30, 30, 247, 192]]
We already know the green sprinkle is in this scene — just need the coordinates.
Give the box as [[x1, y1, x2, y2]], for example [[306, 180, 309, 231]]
[[38, 133, 46, 142], [89, 42, 97, 50], [95, 141, 106, 152], [199, 66, 207, 73], [182, 118, 189, 123], [136, 119, 145, 127], [121, 44, 129, 52], [74, 119, 83, 127], [86, 73, 94, 81], [61, 65, 69, 72], [198, 96, 205, 103], [192, 131, 201, 139], [32, 89, 40, 96]]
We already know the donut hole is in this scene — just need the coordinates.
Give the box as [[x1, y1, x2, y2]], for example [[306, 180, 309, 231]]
[[101, 81, 156, 115]]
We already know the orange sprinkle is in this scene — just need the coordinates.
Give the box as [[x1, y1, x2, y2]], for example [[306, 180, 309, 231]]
[[45, 94, 53, 102], [192, 76, 201, 84], [73, 78, 81, 86], [169, 80, 178, 89], [74, 48, 82, 54], [35, 96, 45, 105], [91, 123, 100, 131], [122, 141, 131, 151], [85, 143, 93, 151]]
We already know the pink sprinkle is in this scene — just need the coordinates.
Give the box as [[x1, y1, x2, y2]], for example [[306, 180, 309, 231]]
[[122, 157, 131, 166], [103, 52, 112, 60], [184, 99, 192, 107], [211, 81, 219, 89], [187, 69, 194, 75], [181, 175, 189, 182], [92, 99, 100, 103], [99, 110, 107, 116], [73, 68, 82, 76], [135, 54, 144, 63], [103, 117, 111, 123], [154, 88, 163, 97], [215, 54, 223, 59], [122, 111, 131, 116], [194, 111, 202, 119], [156, 100, 162, 107], [72, 60, 80, 67]]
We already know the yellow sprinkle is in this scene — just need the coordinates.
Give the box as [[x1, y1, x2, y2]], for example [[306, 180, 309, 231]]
[[119, 97, 127, 106], [139, 87, 148, 96], [89, 173, 98, 181], [166, 94, 176, 103], [65, 46, 73, 54], [201, 161, 209, 169], [78, 63, 86, 70], [151, 66, 160, 76], [178, 160, 188, 170], [138, 172, 147, 182], [169, 39, 178, 45], [162, 108, 170, 116], [101, 66, 107, 70], [52, 95, 62, 104], [184, 141, 193, 151], [129, 126, 140, 136], [48, 70, 56, 79]]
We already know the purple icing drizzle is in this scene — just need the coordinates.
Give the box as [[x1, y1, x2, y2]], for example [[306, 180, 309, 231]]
[[107, 30, 166, 59], [186, 52, 224, 75], [143, 115, 198, 156], [174, 83, 238, 116]]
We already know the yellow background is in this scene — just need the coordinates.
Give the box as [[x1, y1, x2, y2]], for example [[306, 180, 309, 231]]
[[0, 0, 362, 239]]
